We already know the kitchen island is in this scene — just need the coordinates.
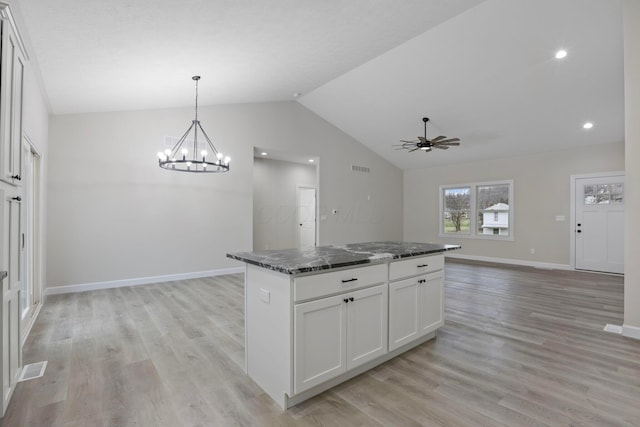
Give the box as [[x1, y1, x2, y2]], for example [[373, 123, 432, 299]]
[[227, 241, 460, 409]]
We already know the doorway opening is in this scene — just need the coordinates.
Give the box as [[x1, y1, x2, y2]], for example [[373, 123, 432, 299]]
[[252, 147, 319, 251], [21, 138, 43, 343]]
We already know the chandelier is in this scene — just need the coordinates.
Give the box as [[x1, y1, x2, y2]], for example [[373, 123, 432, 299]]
[[157, 76, 230, 173]]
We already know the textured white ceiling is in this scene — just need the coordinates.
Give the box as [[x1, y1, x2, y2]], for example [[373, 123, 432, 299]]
[[17, 0, 624, 170], [18, 0, 485, 115], [300, 0, 624, 169]]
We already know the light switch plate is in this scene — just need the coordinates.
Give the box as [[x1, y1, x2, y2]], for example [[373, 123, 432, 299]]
[[259, 288, 270, 303], [555, 215, 565, 221]]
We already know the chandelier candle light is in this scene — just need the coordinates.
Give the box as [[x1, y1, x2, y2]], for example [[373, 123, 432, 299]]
[[157, 76, 230, 173]]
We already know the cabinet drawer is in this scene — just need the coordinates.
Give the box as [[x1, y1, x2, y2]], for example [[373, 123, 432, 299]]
[[390, 254, 443, 281], [294, 263, 387, 302]]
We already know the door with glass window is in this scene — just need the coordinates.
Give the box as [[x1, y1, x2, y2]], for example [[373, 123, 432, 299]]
[[575, 175, 624, 274]]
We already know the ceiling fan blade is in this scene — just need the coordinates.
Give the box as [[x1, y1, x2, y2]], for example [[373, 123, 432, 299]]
[[430, 135, 447, 143], [433, 138, 460, 144], [408, 147, 420, 152], [434, 145, 449, 150], [400, 140, 417, 144], [438, 142, 460, 146], [417, 136, 427, 143]]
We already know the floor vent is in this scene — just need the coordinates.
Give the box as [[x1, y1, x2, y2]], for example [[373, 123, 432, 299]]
[[18, 361, 47, 382], [603, 324, 622, 334], [351, 164, 370, 173]]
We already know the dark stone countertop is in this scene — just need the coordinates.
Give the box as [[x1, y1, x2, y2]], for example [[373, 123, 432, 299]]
[[227, 241, 461, 275]]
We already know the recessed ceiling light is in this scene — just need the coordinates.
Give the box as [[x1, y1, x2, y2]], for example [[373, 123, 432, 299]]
[[555, 49, 567, 59], [261, 152, 268, 156], [583, 122, 594, 129]]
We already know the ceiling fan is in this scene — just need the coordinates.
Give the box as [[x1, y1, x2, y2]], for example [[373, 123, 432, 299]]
[[396, 117, 461, 152]]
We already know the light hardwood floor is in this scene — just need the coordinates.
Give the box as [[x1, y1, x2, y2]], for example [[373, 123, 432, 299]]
[[2, 260, 639, 426]]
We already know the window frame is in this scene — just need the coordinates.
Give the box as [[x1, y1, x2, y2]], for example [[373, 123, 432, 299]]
[[439, 179, 514, 241]]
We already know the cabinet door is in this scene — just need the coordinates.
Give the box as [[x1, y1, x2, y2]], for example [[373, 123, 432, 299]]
[[418, 271, 444, 336], [389, 278, 420, 351], [0, 19, 25, 185], [346, 284, 388, 369], [294, 294, 346, 394]]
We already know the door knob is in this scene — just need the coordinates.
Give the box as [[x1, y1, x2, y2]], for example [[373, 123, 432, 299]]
[[577, 230, 582, 233]]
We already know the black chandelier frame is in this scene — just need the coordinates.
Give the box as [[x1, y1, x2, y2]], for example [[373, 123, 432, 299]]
[[158, 76, 230, 173]]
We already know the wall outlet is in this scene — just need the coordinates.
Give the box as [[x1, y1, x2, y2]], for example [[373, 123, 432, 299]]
[[530, 248, 535, 255], [259, 288, 270, 303], [555, 215, 566, 222]]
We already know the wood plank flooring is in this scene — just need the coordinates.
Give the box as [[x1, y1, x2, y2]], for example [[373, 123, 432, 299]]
[[2, 260, 639, 426]]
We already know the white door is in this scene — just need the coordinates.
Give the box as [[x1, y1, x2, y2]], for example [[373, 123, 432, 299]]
[[389, 278, 420, 351], [2, 191, 22, 415], [575, 175, 624, 274], [297, 186, 316, 248], [294, 294, 346, 394], [346, 284, 388, 369]]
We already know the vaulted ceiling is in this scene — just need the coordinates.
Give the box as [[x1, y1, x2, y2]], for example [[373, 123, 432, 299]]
[[17, 0, 624, 170]]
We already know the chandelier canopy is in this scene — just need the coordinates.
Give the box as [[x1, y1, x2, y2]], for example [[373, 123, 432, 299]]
[[157, 76, 230, 173]]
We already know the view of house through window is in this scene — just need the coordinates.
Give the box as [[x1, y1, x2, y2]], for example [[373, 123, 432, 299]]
[[441, 181, 513, 239], [477, 183, 510, 236]]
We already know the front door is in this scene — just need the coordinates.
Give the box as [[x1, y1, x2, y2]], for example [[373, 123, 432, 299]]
[[575, 175, 624, 274]]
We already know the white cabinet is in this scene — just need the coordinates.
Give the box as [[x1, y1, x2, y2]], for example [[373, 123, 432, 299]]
[[241, 250, 451, 410], [294, 283, 387, 394], [0, 14, 26, 186], [294, 293, 346, 393], [0, 4, 27, 417], [389, 255, 444, 352]]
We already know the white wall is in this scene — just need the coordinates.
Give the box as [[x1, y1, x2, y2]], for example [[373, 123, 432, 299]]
[[253, 157, 317, 251], [404, 143, 624, 266], [623, 0, 640, 337], [46, 101, 403, 288]]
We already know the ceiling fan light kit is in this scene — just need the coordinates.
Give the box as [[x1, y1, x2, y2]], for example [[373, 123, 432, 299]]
[[396, 117, 461, 153]]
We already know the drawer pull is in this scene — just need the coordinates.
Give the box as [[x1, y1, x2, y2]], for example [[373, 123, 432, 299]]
[[349, 297, 354, 302], [417, 264, 429, 268], [343, 298, 349, 303], [341, 278, 358, 283], [418, 279, 426, 284]]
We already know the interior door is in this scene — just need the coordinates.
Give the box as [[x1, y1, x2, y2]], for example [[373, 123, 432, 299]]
[[297, 186, 316, 248], [2, 190, 22, 415], [575, 175, 624, 274]]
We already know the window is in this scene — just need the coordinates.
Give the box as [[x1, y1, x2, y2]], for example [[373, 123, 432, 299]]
[[440, 180, 513, 240], [584, 183, 624, 205]]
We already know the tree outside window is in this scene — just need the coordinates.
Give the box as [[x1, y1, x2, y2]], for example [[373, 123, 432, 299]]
[[440, 180, 513, 239], [443, 187, 470, 234]]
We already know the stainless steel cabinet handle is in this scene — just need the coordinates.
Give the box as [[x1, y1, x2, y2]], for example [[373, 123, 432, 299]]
[[341, 278, 358, 283], [417, 264, 429, 268]]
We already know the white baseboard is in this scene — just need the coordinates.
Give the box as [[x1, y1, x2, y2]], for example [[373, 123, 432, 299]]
[[445, 253, 572, 271], [622, 324, 640, 340], [44, 267, 245, 297]]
